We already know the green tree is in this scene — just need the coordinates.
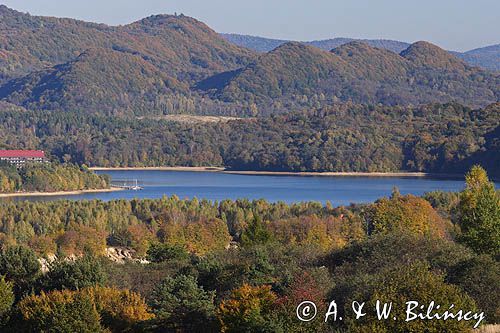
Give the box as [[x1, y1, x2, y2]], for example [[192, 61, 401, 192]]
[[241, 216, 273, 247], [447, 255, 500, 323], [0, 276, 14, 325], [44, 255, 106, 291], [345, 262, 478, 333], [458, 165, 500, 255], [146, 243, 189, 263], [150, 274, 216, 331], [0, 246, 41, 297]]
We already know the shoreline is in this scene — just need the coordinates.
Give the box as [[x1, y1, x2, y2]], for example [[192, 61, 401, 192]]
[[90, 167, 463, 179], [0, 187, 125, 198], [90, 166, 226, 172]]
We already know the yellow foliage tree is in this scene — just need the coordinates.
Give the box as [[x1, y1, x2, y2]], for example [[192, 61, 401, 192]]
[[18, 286, 153, 332], [218, 284, 277, 332], [369, 194, 452, 239], [83, 286, 154, 330]]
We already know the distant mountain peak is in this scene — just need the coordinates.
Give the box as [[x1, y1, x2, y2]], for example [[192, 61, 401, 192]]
[[0, 4, 14, 13], [0, 5, 30, 22], [401, 41, 467, 70], [136, 13, 198, 25], [129, 13, 213, 35], [270, 41, 315, 53]]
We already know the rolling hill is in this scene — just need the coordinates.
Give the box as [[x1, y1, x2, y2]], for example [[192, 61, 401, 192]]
[[0, 48, 186, 115], [221, 33, 411, 53], [0, 5, 255, 85], [458, 44, 500, 72], [0, 5, 498, 116], [198, 41, 499, 109], [221, 33, 500, 72]]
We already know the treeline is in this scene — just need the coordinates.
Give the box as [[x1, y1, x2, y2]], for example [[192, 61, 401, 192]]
[[0, 166, 497, 331], [0, 163, 110, 193], [0, 102, 498, 177], [0, 195, 363, 256]]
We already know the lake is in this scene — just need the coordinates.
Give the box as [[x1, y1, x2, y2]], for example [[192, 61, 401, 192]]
[[2, 170, 483, 205]]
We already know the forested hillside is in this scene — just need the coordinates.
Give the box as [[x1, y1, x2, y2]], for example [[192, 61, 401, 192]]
[[0, 163, 110, 193], [0, 48, 183, 115], [200, 41, 499, 109], [222, 33, 500, 72], [456, 44, 500, 72], [0, 5, 498, 116], [0, 103, 498, 177], [0, 5, 254, 84]]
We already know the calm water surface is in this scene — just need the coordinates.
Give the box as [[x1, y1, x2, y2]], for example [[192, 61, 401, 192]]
[[2, 170, 485, 205]]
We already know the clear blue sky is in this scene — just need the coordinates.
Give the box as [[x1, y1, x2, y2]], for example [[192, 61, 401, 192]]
[[2, 0, 499, 51]]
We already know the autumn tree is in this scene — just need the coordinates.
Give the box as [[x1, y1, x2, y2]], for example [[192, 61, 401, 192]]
[[17, 286, 152, 332], [274, 270, 332, 332], [18, 290, 104, 333], [83, 286, 154, 332], [368, 194, 452, 238], [218, 284, 278, 333]]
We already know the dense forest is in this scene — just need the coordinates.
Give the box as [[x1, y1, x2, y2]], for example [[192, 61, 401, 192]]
[[0, 103, 498, 177], [0, 166, 497, 331], [200, 41, 499, 110], [0, 5, 498, 116], [0, 163, 110, 193]]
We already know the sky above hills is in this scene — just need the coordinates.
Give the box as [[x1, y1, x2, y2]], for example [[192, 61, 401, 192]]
[[2, 0, 499, 52]]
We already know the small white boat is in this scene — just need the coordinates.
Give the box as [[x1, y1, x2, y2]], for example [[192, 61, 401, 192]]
[[130, 179, 143, 191]]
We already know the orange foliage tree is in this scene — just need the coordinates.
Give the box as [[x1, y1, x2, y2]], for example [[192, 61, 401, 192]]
[[56, 225, 107, 257]]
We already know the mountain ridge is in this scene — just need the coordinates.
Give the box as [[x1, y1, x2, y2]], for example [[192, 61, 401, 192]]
[[0, 6, 256, 84], [221, 33, 500, 72], [0, 5, 498, 116], [199, 41, 499, 109]]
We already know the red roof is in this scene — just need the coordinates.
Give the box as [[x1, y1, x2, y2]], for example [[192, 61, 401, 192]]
[[0, 150, 45, 158]]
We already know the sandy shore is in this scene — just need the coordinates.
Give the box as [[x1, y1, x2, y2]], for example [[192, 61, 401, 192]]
[[0, 187, 124, 198], [90, 166, 225, 172], [90, 167, 462, 179]]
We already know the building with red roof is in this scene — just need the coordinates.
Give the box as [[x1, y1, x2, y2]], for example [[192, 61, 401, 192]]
[[0, 150, 47, 167]]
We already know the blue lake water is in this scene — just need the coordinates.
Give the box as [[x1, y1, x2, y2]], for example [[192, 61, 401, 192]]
[[2, 170, 485, 205]]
